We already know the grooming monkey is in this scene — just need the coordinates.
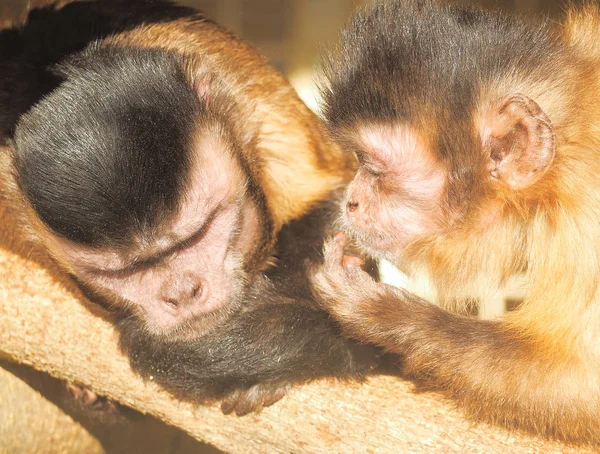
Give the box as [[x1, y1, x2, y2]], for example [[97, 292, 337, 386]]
[[314, 0, 600, 443], [0, 0, 377, 414]]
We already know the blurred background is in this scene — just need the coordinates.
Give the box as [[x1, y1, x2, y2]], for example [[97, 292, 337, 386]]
[[181, 0, 584, 110], [1, 0, 587, 111]]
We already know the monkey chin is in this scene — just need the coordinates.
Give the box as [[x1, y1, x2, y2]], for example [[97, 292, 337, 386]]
[[142, 294, 246, 342], [343, 223, 400, 263]]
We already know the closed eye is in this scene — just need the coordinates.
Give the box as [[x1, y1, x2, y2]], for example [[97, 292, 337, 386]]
[[88, 206, 221, 279], [355, 150, 384, 177], [364, 165, 383, 177]]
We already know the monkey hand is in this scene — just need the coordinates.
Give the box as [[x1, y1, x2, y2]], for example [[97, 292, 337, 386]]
[[220, 382, 291, 416], [312, 233, 426, 346], [311, 233, 385, 327]]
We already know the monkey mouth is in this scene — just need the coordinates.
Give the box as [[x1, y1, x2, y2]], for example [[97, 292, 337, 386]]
[[346, 226, 397, 255]]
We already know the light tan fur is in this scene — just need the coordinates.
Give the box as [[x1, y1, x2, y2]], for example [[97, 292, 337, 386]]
[[315, 4, 600, 445]]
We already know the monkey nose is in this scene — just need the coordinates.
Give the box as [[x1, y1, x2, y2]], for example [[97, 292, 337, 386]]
[[191, 283, 202, 299], [161, 282, 206, 314], [162, 298, 180, 315], [347, 201, 359, 213]]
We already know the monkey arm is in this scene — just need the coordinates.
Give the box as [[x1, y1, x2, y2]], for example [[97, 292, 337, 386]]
[[314, 236, 600, 443], [334, 286, 600, 442]]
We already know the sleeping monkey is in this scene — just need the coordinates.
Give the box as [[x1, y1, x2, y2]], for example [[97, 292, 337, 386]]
[[0, 0, 378, 415]]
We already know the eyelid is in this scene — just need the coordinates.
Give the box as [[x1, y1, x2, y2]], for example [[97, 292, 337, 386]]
[[88, 256, 159, 279], [361, 160, 384, 177], [90, 205, 221, 278], [173, 207, 219, 252], [354, 150, 366, 165], [355, 150, 384, 175], [119, 255, 161, 275], [365, 166, 383, 177]]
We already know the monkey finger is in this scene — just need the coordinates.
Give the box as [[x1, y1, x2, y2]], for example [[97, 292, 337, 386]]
[[311, 270, 340, 298], [221, 382, 290, 416], [66, 382, 101, 406], [322, 235, 346, 268], [220, 391, 244, 415], [333, 231, 348, 245], [66, 383, 118, 412], [342, 255, 364, 271]]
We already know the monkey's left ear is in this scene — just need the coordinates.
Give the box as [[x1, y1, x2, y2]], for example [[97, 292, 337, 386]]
[[481, 94, 555, 190]]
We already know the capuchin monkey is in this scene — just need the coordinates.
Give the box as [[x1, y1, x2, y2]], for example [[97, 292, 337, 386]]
[[314, 0, 600, 444], [0, 0, 378, 415]]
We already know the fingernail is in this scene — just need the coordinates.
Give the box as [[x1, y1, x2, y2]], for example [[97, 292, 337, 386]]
[[343, 255, 363, 269], [334, 232, 346, 241]]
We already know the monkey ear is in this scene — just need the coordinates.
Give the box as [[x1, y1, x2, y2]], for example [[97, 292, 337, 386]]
[[194, 75, 214, 103], [482, 94, 555, 190]]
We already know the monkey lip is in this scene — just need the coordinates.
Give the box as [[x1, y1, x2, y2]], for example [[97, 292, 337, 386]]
[[352, 230, 400, 254]]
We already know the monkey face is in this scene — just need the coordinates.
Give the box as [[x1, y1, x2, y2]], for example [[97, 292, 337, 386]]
[[46, 136, 263, 339], [337, 124, 446, 259], [12, 47, 273, 340], [335, 91, 555, 263], [321, 0, 559, 268]]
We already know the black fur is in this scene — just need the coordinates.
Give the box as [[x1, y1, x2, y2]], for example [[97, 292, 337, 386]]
[[0, 0, 198, 142], [3, 0, 206, 247], [321, 0, 564, 128], [14, 46, 201, 247], [118, 199, 380, 400]]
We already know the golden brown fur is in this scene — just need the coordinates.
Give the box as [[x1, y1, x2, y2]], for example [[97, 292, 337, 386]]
[[314, 2, 600, 444]]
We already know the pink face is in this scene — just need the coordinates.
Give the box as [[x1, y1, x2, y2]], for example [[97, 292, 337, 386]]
[[47, 133, 263, 339], [341, 125, 447, 258], [341, 95, 556, 261]]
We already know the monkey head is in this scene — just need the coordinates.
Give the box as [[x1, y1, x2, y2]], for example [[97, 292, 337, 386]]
[[329, 98, 555, 259], [321, 1, 561, 271], [11, 46, 271, 339]]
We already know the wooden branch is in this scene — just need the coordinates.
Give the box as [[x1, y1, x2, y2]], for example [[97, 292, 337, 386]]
[[0, 361, 103, 453], [0, 211, 592, 453], [0, 360, 216, 453]]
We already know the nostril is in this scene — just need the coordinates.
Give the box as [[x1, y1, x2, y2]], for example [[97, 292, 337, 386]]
[[163, 299, 179, 313], [191, 284, 202, 299], [347, 201, 359, 212]]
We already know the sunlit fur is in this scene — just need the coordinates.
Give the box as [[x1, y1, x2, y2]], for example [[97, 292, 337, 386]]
[[318, 1, 600, 444]]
